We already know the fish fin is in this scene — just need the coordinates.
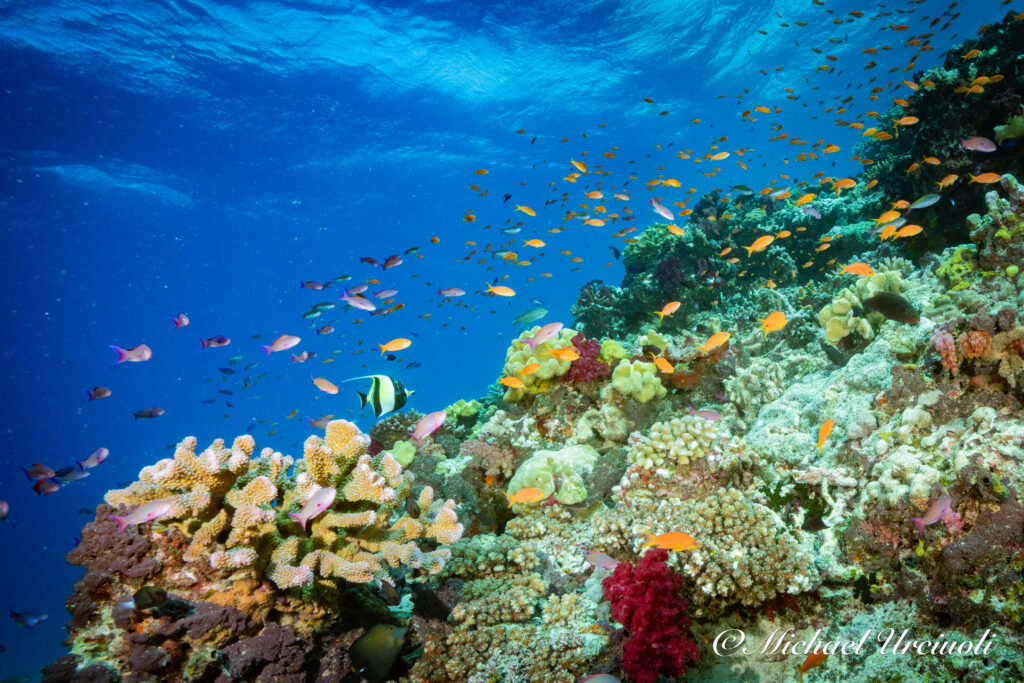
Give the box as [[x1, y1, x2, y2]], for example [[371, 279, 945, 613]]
[[287, 512, 307, 531], [110, 515, 129, 533], [199, 338, 209, 349], [502, 491, 513, 508], [109, 345, 127, 362], [260, 345, 272, 356], [356, 391, 368, 408], [911, 517, 926, 535], [76, 460, 87, 472], [86, 389, 93, 402]]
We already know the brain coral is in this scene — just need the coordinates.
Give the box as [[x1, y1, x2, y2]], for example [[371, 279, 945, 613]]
[[104, 420, 463, 593]]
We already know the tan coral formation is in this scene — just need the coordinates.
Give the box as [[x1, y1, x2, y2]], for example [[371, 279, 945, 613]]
[[104, 419, 464, 594]]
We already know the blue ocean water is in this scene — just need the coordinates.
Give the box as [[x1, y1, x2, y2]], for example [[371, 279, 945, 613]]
[[0, 0, 1015, 678]]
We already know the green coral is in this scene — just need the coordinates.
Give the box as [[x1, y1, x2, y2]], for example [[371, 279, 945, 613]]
[[935, 246, 979, 288], [599, 338, 629, 363], [446, 398, 481, 420], [390, 439, 418, 467], [610, 359, 667, 403], [501, 325, 578, 401], [994, 113, 1024, 145], [637, 329, 669, 350], [817, 270, 904, 345], [507, 444, 599, 505]]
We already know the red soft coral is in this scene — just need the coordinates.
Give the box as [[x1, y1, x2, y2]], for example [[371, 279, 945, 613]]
[[602, 548, 699, 683], [567, 332, 611, 384], [931, 327, 958, 375]]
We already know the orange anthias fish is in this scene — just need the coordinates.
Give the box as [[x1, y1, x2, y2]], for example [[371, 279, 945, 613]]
[[523, 239, 545, 247], [817, 418, 834, 453], [666, 224, 686, 236], [652, 356, 674, 373], [500, 376, 525, 389], [895, 224, 923, 238], [656, 301, 681, 321], [504, 487, 546, 507], [744, 235, 774, 256], [794, 193, 816, 206], [699, 331, 730, 356], [546, 346, 580, 361], [797, 648, 828, 683], [833, 178, 856, 195], [969, 172, 1002, 184], [641, 528, 699, 551], [759, 311, 787, 335], [520, 362, 541, 375], [378, 338, 411, 355], [515, 204, 537, 217], [485, 283, 516, 297], [312, 375, 339, 395], [840, 262, 874, 277], [874, 210, 901, 225]]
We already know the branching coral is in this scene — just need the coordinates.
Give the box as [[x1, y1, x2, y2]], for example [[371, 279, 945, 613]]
[[627, 415, 718, 471], [105, 420, 463, 594]]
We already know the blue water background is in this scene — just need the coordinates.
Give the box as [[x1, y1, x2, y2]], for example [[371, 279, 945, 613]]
[[0, 0, 1014, 677]]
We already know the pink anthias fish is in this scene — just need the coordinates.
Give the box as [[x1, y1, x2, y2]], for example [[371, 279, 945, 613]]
[[912, 495, 953, 536], [438, 287, 466, 297], [33, 480, 60, 496], [109, 343, 152, 363], [374, 289, 399, 299], [262, 334, 301, 356], [584, 550, 620, 570], [291, 351, 316, 363], [22, 463, 55, 482], [168, 313, 189, 329], [649, 198, 675, 221], [200, 335, 231, 348], [288, 486, 337, 531], [382, 254, 403, 270], [307, 416, 331, 429], [960, 136, 996, 152], [0, 500, 8, 521], [688, 403, 722, 421], [409, 410, 446, 444], [340, 290, 376, 311], [523, 322, 564, 351], [77, 447, 109, 471], [348, 283, 369, 294], [300, 280, 326, 290], [110, 500, 174, 533], [86, 386, 112, 401]]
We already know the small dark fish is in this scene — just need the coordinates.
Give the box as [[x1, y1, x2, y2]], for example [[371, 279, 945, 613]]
[[385, 354, 397, 361], [132, 586, 168, 610], [133, 407, 166, 420], [219, 389, 234, 395], [201, 399, 217, 405], [0, 642, 6, 654], [225, 402, 234, 408], [79, 507, 94, 516], [244, 362, 258, 370], [405, 246, 420, 254], [349, 624, 409, 682], [218, 367, 236, 375], [360, 257, 379, 266], [9, 610, 48, 629], [802, 515, 828, 532], [503, 193, 512, 203], [86, 386, 112, 401], [406, 361, 421, 370], [608, 246, 621, 260], [861, 292, 919, 324], [53, 466, 90, 483]]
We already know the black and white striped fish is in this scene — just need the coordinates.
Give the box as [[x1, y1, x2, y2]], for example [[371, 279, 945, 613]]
[[344, 375, 413, 418]]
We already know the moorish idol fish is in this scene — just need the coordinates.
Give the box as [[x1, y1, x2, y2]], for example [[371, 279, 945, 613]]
[[343, 375, 413, 418]]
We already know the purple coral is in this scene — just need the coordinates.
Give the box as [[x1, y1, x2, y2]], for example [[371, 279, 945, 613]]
[[654, 255, 684, 289]]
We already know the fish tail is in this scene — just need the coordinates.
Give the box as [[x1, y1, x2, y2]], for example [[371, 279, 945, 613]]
[[378, 344, 387, 355], [287, 512, 308, 531], [356, 391, 368, 408], [85, 389, 94, 402], [260, 345, 272, 356], [743, 245, 754, 257], [199, 338, 209, 349], [911, 517, 926, 536], [76, 460, 87, 472], [109, 345, 127, 363], [110, 515, 129, 533], [502, 491, 513, 508], [798, 672, 803, 683]]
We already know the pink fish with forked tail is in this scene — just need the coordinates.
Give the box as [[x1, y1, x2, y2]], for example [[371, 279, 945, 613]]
[[109, 344, 152, 363], [524, 322, 563, 351], [649, 198, 675, 221], [340, 290, 376, 311], [288, 487, 336, 531], [261, 334, 301, 356], [168, 313, 189, 329], [409, 411, 446, 444], [110, 500, 173, 533], [912, 495, 952, 535], [438, 287, 466, 297], [77, 447, 109, 471]]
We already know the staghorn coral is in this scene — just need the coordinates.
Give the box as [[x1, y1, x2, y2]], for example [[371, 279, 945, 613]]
[[105, 420, 463, 593]]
